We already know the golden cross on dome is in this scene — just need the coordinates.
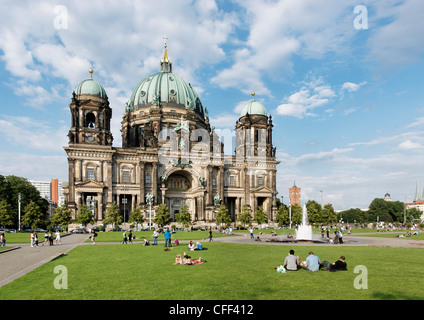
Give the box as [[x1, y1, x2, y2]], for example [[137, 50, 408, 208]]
[[89, 66, 94, 79], [163, 35, 168, 48]]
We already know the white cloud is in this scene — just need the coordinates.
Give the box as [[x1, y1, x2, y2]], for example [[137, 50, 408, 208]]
[[276, 77, 336, 118], [212, 0, 358, 94], [0, 115, 68, 152], [368, 0, 424, 71], [341, 81, 367, 92], [350, 131, 424, 148], [398, 139, 424, 151]]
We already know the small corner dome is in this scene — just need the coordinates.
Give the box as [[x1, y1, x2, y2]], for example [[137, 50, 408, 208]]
[[240, 93, 267, 117], [75, 78, 107, 99]]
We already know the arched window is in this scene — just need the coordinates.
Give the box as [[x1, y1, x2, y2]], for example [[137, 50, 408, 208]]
[[86, 112, 96, 129]]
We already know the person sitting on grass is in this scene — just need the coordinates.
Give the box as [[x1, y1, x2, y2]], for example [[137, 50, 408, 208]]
[[300, 252, 321, 271], [188, 240, 195, 251], [320, 256, 347, 272], [143, 238, 151, 246], [283, 249, 300, 271]]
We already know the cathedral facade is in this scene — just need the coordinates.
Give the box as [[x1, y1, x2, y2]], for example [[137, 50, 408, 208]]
[[63, 42, 279, 225]]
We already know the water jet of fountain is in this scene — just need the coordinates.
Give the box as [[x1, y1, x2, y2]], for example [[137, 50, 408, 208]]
[[295, 204, 313, 240]]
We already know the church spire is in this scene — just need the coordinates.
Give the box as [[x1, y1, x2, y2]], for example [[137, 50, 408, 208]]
[[414, 178, 422, 202], [160, 36, 172, 72]]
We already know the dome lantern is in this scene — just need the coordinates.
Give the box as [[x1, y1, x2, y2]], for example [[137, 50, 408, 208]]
[[240, 92, 267, 117]]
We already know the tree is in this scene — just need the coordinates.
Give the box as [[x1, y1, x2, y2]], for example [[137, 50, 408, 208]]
[[368, 198, 405, 223], [0, 199, 13, 228], [102, 203, 121, 229], [154, 203, 171, 227], [406, 207, 422, 223], [50, 204, 72, 230], [129, 205, 144, 230], [275, 204, 289, 226], [322, 203, 337, 223], [306, 200, 322, 224], [254, 206, 268, 225], [21, 201, 44, 229], [290, 204, 302, 225], [215, 204, 231, 226], [0, 175, 49, 227], [175, 204, 191, 228], [337, 208, 368, 223], [75, 204, 95, 227], [237, 205, 252, 227]]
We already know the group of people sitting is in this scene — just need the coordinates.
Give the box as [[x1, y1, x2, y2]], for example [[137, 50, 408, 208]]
[[281, 249, 347, 272], [187, 240, 206, 251], [174, 253, 206, 265]]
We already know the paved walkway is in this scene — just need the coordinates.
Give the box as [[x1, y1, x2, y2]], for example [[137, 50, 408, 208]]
[[0, 234, 88, 287], [1, 231, 423, 288]]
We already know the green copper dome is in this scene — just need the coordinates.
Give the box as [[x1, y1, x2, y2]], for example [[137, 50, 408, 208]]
[[126, 40, 204, 117], [240, 93, 267, 117], [127, 71, 204, 116], [75, 78, 107, 99]]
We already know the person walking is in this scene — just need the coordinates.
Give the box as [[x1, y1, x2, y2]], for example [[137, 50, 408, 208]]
[[249, 227, 254, 240], [128, 230, 133, 243], [34, 232, 39, 247], [55, 230, 61, 245], [209, 229, 213, 242], [0, 232, 5, 247], [91, 230, 97, 244], [122, 230, 128, 244], [42, 231, 49, 246], [164, 228, 172, 247], [30, 231, 35, 247], [48, 231, 54, 246]]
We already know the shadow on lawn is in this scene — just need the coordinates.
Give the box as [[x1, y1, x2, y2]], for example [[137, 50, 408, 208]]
[[372, 291, 422, 300]]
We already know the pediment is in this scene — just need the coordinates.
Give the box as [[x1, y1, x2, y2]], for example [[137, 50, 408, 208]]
[[75, 180, 105, 190], [251, 185, 272, 194]]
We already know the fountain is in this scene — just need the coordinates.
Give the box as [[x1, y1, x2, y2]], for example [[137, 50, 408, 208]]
[[296, 204, 313, 240], [267, 203, 329, 244]]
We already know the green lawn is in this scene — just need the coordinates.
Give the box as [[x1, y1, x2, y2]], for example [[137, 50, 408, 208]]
[[86, 230, 234, 243], [1, 243, 423, 300], [350, 231, 424, 240], [2, 232, 67, 244]]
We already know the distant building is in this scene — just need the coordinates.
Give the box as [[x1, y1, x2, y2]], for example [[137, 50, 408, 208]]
[[405, 179, 424, 221], [51, 179, 59, 204], [384, 193, 391, 201], [29, 180, 51, 201], [29, 179, 65, 205], [289, 181, 301, 206]]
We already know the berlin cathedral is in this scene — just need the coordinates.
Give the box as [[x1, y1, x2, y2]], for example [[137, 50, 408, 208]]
[[63, 40, 280, 225]]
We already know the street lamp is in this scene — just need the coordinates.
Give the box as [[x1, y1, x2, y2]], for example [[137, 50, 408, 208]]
[[121, 186, 129, 224], [18, 193, 21, 231], [146, 193, 154, 230], [289, 205, 292, 229], [404, 196, 412, 226]]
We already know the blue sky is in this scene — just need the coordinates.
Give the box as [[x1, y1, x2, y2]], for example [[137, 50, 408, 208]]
[[1, 0, 424, 210]]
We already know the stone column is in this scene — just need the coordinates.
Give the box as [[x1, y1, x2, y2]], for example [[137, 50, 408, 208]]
[[106, 160, 113, 204], [97, 192, 103, 220], [207, 166, 213, 205], [152, 162, 158, 204], [218, 166, 224, 201], [139, 162, 145, 204]]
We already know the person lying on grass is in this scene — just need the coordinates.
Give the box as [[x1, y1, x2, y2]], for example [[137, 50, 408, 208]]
[[174, 253, 206, 265]]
